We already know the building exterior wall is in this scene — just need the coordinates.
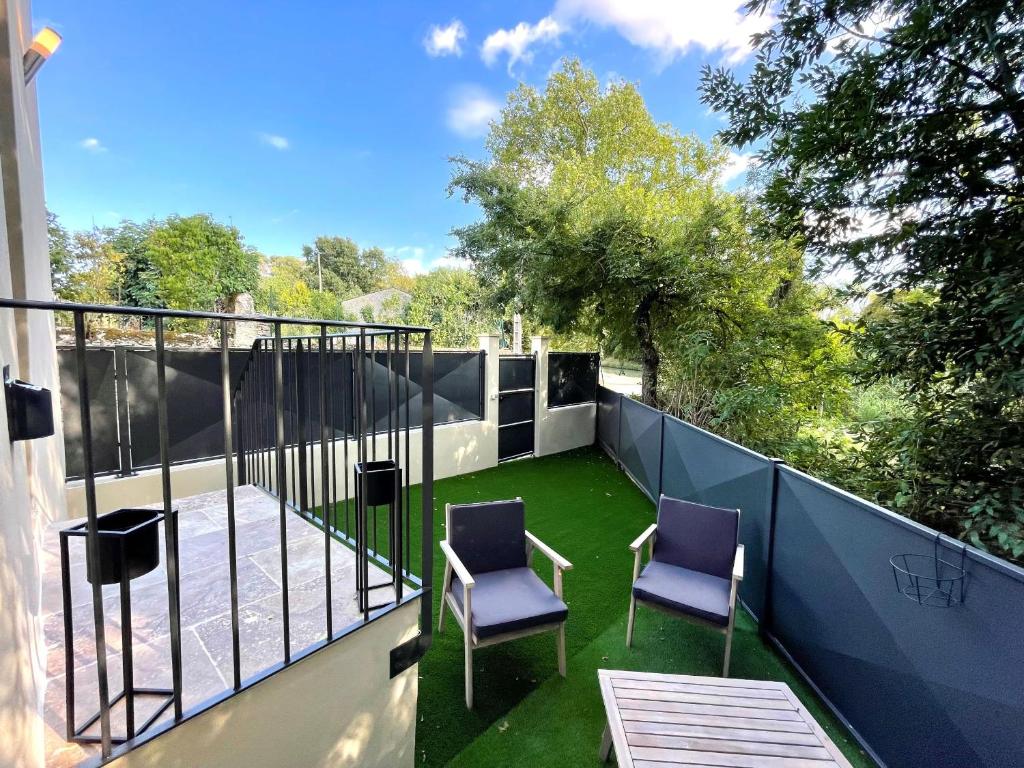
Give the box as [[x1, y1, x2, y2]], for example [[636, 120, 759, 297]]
[[531, 336, 596, 457], [106, 598, 421, 768], [0, 1, 65, 766]]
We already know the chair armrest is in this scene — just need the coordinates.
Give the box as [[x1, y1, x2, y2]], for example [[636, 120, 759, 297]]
[[439, 540, 475, 589], [630, 523, 658, 552], [525, 531, 573, 571], [733, 544, 744, 583]]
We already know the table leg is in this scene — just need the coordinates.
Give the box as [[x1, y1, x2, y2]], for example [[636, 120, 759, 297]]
[[599, 722, 612, 762]]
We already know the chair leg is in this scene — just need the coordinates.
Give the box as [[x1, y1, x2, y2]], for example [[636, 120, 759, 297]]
[[464, 633, 474, 709], [723, 623, 734, 678], [438, 564, 451, 633], [626, 595, 637, 648], [599, 723, 612, 762], [557, 623, 566, 677]]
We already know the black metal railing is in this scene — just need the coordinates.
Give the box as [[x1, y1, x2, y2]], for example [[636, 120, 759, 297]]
[[0, 298, 434, 763]]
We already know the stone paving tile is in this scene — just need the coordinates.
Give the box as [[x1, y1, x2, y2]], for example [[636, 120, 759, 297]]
[[42, 484, 394, 768]]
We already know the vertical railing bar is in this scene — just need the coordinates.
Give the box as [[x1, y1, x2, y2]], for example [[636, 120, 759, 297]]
[[259, 340, 267, 489], [421, 329, 435, 640], [330, 335, 338, 534], [73, 310, 112, 756], [119, 537, 135, 739], [155, 316, 184, 719], [289, 338, 298, 508], [404, 332, 411, 577], [353, 333, 363, 610], [343, 337, 350, 539], [358, 329, 370, 620], [392, 330, 402, 602], [274, 324, 291, 663], [320, 327, 333, 638], [296, 339, 309, 512], [370, 334, 377, 461], [220, 320, 242, 690]]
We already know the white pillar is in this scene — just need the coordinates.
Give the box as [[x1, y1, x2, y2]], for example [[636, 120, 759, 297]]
[[531, 336, 549, 456], [479, 334, 500, 465]]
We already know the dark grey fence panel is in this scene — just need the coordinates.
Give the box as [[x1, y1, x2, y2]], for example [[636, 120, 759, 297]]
[[617, 396, 662, 501], [58, 348, 120, 479], [125, 349, 250, 469], [661, 416, 773, 621], [548, 352, 598, 407], [498, 355, 535, 391], [771, 466, 1024, 768], [597, 386, 620, 457]]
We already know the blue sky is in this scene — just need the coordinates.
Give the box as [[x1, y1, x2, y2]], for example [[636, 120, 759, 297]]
[[33, 1, 769, 273]]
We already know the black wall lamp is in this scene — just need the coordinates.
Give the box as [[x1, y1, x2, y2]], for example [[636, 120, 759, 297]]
[[23, 27, 61, 85]]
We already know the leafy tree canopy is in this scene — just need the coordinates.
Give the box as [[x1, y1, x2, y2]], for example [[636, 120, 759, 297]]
[[450, 58, 821, 408], [144, 213, 259, 312], [405, 267, 498, 348], [301, 236, 394, 297], [700, 1, 1024, 557]]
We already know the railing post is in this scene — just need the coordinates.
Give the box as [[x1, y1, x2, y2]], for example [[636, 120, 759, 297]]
[[319, 327, 333, 639], [155, 316, 184, 719], [273, 324, 291, 662], [761, 458, 786, 638], [296, 339, 309, 513], [220, 320, 242, 689], [73, 310, 113, 757]]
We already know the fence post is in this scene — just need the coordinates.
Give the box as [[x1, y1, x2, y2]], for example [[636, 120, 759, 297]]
[[657, 413, 666, 498], [614, 391, 623, 467], [761, 458, 786, 638], [531, 336, 549, 456], [114, 347, 135, 477]]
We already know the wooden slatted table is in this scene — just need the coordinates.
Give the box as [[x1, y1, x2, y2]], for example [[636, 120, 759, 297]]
[[598, 670, 853, 767]]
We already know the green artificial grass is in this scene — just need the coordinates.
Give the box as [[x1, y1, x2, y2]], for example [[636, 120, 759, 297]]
[[319, 447, 873, 767]]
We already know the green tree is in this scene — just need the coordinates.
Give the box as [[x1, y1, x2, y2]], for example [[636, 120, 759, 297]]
[[700, 1, 1024, 558], [450, 59, 805, 406], [301, 236, 393, 296], [47, 211, 73, 296], [406, 267, 497, 348], [254, 255, 349, 330], [145, 214, 259, 313], [104, 219, 160, 308]]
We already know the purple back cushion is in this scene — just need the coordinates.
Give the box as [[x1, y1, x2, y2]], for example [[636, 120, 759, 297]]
[[449, 499, 527, 575], [653, 496, 738, 580]]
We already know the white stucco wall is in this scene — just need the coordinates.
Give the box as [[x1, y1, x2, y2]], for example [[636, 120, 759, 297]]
[[106, 598, 421, 768], [531, 336, 596, 457], [0, 1, 65, 765]]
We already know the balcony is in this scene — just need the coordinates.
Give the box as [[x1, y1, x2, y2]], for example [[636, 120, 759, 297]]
[[3, 298, 1023, 768]]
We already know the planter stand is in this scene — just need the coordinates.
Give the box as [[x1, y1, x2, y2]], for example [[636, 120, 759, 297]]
[[60, 508, 177, 745], [354, 460, 402, 612]]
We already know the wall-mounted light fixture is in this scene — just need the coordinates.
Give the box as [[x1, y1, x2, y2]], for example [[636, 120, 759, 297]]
[[23, 27, 62, 85]]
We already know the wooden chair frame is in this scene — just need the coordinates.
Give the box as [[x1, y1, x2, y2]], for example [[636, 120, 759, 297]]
[[626, 500, 744, 677], [437, 499, 573, 709]]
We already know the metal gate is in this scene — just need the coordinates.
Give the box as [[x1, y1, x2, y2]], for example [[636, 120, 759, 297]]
[[497, 354, 535, 461]]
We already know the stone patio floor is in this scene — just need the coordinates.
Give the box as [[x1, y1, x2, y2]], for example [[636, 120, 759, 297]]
[[40, 485, 393, 767]]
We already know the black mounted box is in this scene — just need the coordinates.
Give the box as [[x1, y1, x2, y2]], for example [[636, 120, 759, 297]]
[[4, 365, 55, 441]]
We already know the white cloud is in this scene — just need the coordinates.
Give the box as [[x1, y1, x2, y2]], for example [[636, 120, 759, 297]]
[[401, 258, 427, 276], [424, 20, 467, 57], [482, 16, 562, 72], [446, 86, 501, 138], [258, 133, 290, 150], [721, 151, 752, 185], [79, 137, 107, 153], [432, 254, 473, 271], [552, 0, 775, 65]]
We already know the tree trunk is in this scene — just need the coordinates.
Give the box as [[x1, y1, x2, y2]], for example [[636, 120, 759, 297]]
[[635, 292, 659, 407]]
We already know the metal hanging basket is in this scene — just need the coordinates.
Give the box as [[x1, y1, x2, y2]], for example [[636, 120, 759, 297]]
[[890, 534, 967, 607]]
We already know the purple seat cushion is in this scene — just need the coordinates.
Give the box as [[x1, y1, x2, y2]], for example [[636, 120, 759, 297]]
[[653, 496, 738, 580], [452, 567, 568, 640], [448, 499, 527, 575], [632, 560, 731, 627]]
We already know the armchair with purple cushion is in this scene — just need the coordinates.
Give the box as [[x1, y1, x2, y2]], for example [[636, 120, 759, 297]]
[[438, 498, 572, 709], [626, 494, 744, 676]]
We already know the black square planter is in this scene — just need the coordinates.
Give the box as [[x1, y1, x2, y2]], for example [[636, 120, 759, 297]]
[[354, 460, 398, 507], [64, 508, 163, 585]]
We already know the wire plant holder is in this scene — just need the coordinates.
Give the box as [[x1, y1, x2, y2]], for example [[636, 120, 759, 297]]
[[890, 534, 967, 607]]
